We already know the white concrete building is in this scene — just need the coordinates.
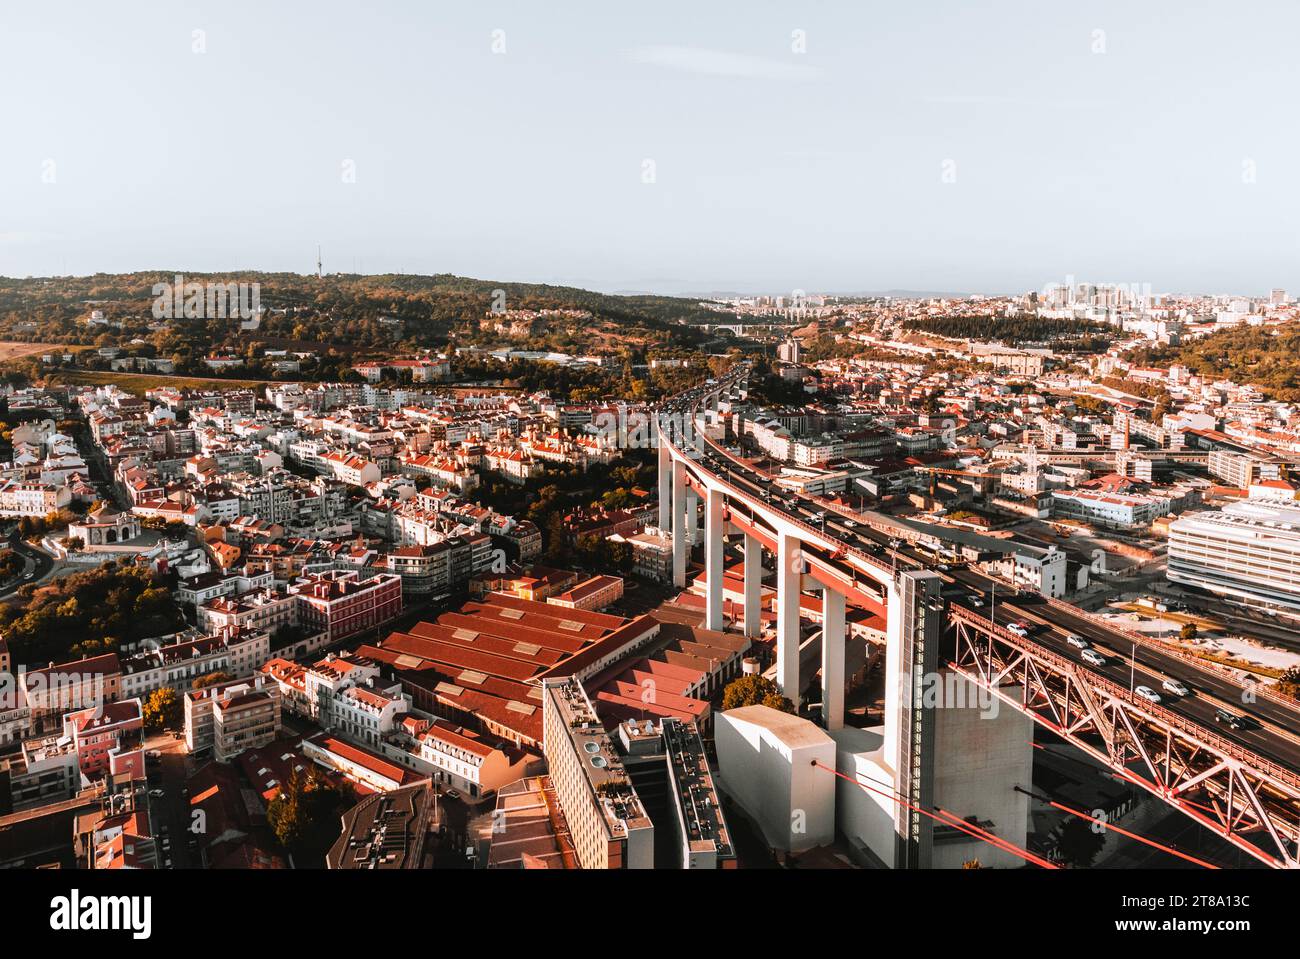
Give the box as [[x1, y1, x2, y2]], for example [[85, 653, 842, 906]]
[[714, 705, 836, 853], [1050, 488, 1171, 528], [1012, 548, 1067, 599], [1168, 502, 1300, 610]]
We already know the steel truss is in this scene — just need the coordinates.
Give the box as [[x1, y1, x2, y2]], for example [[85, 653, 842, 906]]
[[951, 610, 1300, 868]]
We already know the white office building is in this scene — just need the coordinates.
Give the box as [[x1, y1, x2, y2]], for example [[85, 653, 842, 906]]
[[1168, 502, 1300, 610]]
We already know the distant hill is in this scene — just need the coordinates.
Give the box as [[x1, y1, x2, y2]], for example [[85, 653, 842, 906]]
[[0, 271, 716, 358]]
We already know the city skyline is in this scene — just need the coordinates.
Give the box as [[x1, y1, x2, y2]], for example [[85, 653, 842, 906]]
[[3, 1, 1299, 294]]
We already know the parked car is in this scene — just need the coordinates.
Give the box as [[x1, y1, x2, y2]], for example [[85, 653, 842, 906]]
[[149, 789, 165, 799]]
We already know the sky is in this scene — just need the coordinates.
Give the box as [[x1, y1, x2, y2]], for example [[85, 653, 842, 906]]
[[1, 0, 1298, 297]]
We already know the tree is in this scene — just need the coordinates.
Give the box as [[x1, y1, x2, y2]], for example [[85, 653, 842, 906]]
[[0, 550, 23, 580], [722, 675, 794, 714], [192, 671, 234, 690], [267, 770, 349, 862], [1180, 622, 1198, 642], [143, 687, 181, 731], [1055, 815, 1106, 868], [1277, 665, 1300, 700]]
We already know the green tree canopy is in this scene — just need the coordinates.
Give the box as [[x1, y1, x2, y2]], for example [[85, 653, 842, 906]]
[[143, 687, 181, 731], [722, 674, 794, 714], [267, 770, 350, 863]]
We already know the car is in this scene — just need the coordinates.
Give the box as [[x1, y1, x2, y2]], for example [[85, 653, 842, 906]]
[[1161, 678, 1190, 697], [1066, 633, 1089, 650], [1215, 708, 1248, 730], [1081, 649, 1108, 667], [1134, 685, 1162, 704], [149, 789, 165, 798], [936, 564, 950, 571], [843, 519, 858, 528], [970, 598, 985, 608], [444, 789, 460, 800], [1006, 622, 1030, 637], [146, 750, 161, 760]]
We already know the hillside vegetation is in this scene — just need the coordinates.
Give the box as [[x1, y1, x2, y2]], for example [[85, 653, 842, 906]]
[[0, 271, 713, 368]]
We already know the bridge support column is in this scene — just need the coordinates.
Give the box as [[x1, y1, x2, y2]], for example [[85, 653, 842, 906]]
[[657, 440, 671, 531], [884, 570, 945, 869], [775, 533, 801, 704], [821, 585, 845, 731], [743, 532, 761, 638], [672, 459, 687, 588], [684, 490, 698, 546], [705, 487, 725, 632]]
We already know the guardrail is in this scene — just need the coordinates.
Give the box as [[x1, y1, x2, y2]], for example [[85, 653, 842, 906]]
[[674, 401, 896, 579], [950, 605, 1300, 793], [1039, 595, 1300, 712]]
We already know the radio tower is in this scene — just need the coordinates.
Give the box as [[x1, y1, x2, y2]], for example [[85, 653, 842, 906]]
[[316, 245, 322, 279]]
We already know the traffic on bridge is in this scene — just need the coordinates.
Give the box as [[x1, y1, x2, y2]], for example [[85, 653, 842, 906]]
[[656, 364, 1300, 869]]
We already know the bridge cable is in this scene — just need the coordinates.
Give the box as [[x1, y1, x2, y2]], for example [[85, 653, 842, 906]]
[[810, 759, 1058, 869], [1012, 785, 1218, 869]]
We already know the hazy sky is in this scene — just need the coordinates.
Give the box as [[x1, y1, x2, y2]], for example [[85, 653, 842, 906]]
[[2, 1, 1298, 296]]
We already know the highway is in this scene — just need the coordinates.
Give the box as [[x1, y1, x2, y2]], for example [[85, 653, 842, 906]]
[[660, 367, 1300, 775]]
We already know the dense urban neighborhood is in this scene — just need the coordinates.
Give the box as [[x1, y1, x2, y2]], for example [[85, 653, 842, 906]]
[[0, 277, 1298, 874]]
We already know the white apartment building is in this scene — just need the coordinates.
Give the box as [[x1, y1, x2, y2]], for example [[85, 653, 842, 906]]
[[262, 653, 383, 728], [333, 682, 409, 747], [119, 627, 271, 700], [1050, 488, 1171, 529], [198, 589, 298, 636], [1168, 502, 1300, 610], [0, 480, 72, 516], [1012, 549, 1067, 599], [1208, 449, 1283, 489]]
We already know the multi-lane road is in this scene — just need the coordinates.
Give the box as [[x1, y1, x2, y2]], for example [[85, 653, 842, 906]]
[[661, 368, 1300, 774]]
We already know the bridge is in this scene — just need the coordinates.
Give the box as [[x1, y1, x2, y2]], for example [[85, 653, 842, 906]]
[[655, 364, 1300, 868]]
